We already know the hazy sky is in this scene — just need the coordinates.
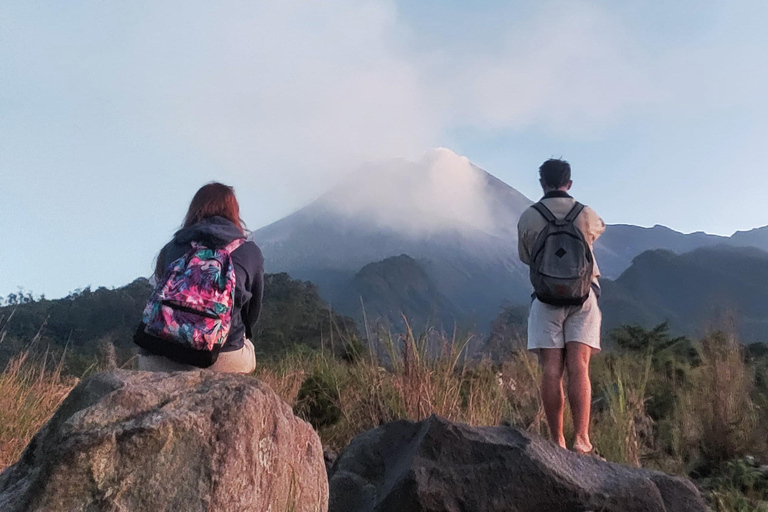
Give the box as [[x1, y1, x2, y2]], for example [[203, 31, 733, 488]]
[[2, 0, 767, 298]]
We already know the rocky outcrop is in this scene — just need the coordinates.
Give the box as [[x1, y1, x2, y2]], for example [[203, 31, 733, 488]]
[[328, 415, 709, 512], [0, 370, 328, 512]]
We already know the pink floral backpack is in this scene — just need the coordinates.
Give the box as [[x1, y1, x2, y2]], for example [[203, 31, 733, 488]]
[[135, 238, 245, 367]]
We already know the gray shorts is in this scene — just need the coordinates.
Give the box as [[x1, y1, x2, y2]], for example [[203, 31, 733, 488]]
[[527, 293, 602, 353]]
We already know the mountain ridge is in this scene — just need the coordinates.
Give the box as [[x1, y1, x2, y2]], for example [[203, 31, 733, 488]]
[[599, 244, 768, 342], [255, 149, 534, 327], [254, 148, 768, 330]]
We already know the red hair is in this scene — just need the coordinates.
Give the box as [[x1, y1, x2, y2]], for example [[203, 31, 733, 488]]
[[183, 182, 245, 232], [154, 182, 245, 278]]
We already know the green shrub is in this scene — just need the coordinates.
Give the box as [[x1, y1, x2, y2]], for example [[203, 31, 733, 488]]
[[701, 457, 768, 512], [294, 372, 342, 430]]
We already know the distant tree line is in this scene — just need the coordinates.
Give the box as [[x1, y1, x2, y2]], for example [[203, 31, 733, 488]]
[[0, 274, 358, 374]]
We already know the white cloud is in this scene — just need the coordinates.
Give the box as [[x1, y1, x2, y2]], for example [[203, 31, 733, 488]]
[[9, 0, 759, 190], [4, 0, 768, 222], [117, 0, 443, 197], [456, 3, 660, 133], [21, 1, 667, 180], [319, 148, 499, 236]]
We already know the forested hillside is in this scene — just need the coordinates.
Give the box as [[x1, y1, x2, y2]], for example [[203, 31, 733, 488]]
[[4, 244, 767, 374], [342, 254, 461, 331], [485, 245, 768, 353], [0, 274, 356, 373], [601, 245, 768, 342]]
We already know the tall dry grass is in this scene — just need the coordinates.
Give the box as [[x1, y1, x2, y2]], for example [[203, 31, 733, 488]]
[[0, 351, 77, 470], [264, 322, 768, 495], [1, 320, 767, 510], [589, 351, 654, 467], [677, 331, 765, 466], [259, 326, 544, 451]]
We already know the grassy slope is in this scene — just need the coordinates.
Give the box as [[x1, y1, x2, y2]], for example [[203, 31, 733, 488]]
[[3, 326, 767, 511]]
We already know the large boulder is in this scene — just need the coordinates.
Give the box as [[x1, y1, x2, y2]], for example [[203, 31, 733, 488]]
[[0, 370, 328, 512], [328, 415, 709, 512]]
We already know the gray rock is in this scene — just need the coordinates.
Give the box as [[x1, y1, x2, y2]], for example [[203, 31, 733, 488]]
[[0, 370, 328, 512], [324, 449, 339, 477], [328, 415, 709, 512]]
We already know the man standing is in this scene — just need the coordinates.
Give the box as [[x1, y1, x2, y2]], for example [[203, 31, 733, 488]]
[[517, 159, 606, 454]]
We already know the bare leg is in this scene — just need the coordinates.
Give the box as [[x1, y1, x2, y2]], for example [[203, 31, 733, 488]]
[[566, 342, 593, 453], [539, 348, 566, 449]]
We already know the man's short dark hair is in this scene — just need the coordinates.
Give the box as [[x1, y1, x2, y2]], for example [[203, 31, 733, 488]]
[[539, 159, 571, 189]]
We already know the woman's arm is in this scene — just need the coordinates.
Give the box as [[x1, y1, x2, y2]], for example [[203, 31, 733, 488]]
[[244, 246, 265, 340]]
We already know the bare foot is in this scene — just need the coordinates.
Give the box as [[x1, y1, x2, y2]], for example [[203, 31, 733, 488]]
[[572, 437, 593, 454], [572, 444, 594, 454], [572, 440, 606, 461]]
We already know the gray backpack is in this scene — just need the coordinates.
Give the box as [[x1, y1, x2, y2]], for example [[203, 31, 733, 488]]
[[529, 202, 594, 306]]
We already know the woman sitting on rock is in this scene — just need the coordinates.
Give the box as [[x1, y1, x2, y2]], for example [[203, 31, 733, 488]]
[[135, 182, 264, 373]]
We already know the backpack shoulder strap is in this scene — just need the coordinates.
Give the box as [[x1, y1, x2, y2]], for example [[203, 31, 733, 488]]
[[531, 202, 557, 223], [564, 202, 585, 224], [222, 237, 246, 254]]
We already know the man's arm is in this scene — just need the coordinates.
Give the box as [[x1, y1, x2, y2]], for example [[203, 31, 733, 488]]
[[584, 206, 606, 243]]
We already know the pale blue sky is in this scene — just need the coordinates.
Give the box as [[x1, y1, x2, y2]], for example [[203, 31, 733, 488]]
[[2, 0, 767, 298]]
